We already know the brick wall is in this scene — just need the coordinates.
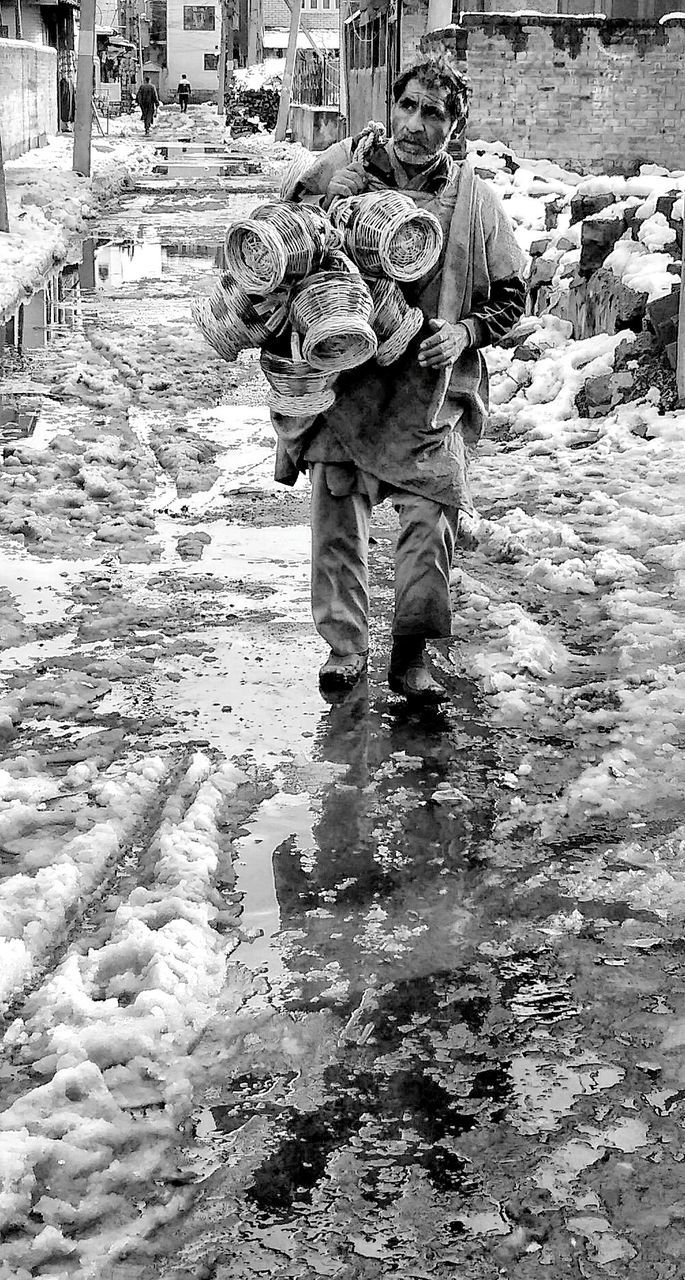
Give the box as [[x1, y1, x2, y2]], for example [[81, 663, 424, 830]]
[[0, 38, 57, 159], [263, 0, 339, 29], [423, 16, 685, 174]]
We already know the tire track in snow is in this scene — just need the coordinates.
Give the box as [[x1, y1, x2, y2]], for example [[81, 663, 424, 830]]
[[0, 753, 172, 1026], [0, 752, 263, 1279], [0, 745, 206, 1040]]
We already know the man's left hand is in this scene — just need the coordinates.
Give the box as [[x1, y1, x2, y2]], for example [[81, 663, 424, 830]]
[[418, 319, 470, 369]]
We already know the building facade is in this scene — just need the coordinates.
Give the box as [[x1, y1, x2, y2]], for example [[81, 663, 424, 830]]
[[166, 0, 222, 100], [263, 0, 341, 57], [342, 0, 681, 135]]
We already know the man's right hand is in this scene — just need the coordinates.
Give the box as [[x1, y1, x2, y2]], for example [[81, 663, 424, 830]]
[[324, 162, 368, 208]]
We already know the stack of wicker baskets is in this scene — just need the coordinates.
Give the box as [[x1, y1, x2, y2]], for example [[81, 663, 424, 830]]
[[193, 185, 444, 418], [327, 191, 443, 284]]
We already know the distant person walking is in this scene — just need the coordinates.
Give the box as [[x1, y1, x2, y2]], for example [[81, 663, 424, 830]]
[[136, 77, 159, 135], [177, 75, 192, 113]]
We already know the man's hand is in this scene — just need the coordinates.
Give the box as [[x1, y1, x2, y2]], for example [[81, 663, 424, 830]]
[[418, 318, 471, 369], [324, 162, 368, 208]]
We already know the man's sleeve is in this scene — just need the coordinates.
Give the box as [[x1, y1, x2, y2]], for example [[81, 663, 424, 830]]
[[461, 279, 527, 349], [462, 184, 528, 349], [291, 139, 355, 200]]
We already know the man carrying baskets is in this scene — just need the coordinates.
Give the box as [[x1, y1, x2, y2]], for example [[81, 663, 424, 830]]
[[275, 57, 527, 703]]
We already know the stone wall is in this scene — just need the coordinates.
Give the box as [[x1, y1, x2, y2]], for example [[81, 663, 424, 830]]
[[423, 16, 685, 174], [0, 38, 57, 160]]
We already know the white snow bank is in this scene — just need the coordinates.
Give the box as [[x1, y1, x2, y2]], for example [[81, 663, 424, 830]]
[[0, 756, 169, 1011], [0, 133, 151, 322], [0, 755, 250, 1274]]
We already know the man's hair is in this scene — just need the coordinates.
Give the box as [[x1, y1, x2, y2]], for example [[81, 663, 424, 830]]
[[392, 58, 470, 130]]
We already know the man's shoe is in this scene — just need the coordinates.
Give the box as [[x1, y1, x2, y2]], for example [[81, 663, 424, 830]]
[[319, 651, 367, 694], [388, 662, 447, 703]]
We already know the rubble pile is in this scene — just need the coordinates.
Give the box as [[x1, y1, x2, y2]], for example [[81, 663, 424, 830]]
[[225, 83, 279, 134], [470, 141, 685, 418]]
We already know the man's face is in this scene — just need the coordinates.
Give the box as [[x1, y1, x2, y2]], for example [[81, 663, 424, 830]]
[[391, 78, 455, 166]]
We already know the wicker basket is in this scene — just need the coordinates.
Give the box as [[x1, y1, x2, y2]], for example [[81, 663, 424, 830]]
[[225, 202, 336, 296], [369, 277, 424, 366], [192, 274, 288, 361], [261, 332, 337, 417], [329, 191, 443, 283], [289, 254, 377, 372]]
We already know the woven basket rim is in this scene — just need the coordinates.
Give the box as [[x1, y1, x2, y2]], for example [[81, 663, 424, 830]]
[[376, 305, 424, 366], [266, 385, 336, 417], [303, 317, 378, 372]]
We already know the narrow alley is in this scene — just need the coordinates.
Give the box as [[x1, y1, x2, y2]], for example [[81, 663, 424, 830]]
[[1, 109, 684, 1280]]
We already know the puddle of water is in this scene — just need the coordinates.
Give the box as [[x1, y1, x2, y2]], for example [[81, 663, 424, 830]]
[[0, 405, 37, 444], [155, 144, 230, 157], [151, 162, 261, 179], [0, 229, 225, 376], [232, 792, 316, 977], [0, 556, 82, 630], [0, 630, 79, 677]]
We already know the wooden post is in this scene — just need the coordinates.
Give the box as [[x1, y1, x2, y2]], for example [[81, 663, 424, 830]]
[[218, 0, 234, 115], [275, 0, 302, 141], [73, 0, 97, 176], [678, 230, 685, 407], [0, 134, 9, 234], [14, 0, 23, 39], [247, 0, 261, 64], [338, 0, 348, 125]]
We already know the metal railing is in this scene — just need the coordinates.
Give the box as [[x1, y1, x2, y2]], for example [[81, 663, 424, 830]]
[[291, 52, 340, 108]]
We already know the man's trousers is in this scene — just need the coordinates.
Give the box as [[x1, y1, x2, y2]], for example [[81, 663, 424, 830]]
[[309, 462, 458, 657]]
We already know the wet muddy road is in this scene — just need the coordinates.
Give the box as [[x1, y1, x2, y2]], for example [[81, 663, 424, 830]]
[[1, 113, 684, 1280]]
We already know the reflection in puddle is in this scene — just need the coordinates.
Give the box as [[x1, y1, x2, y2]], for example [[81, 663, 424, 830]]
[[0, 228, 225, 378], [90, 230, 224, 286], [151, 162, 261, 179], [232, 791, 316, 978], [2, 250, 88, 361]]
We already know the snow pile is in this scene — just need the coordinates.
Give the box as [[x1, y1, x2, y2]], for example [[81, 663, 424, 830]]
[[0, 410, 162, 561], [0, 754, 248, 1275], [233, 59, 284, 91], [0, 134, 151, 323], [0, 755, 168, 1011], [474, 138, 685, 313], [450, 313, 685, 835]]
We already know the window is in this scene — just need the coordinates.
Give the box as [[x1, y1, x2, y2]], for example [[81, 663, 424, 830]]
[[204, 52, 219, 69], [183, 5, 215, 30]]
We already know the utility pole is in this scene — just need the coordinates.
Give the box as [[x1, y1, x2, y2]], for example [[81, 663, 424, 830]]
[[275, 0, 302, 141], [218, 0, 234, 116], [137, 9, 144, 83], [0, 134, 9, 234], [13, 0, 22, 39], [247, 0, 262, 64], [678, 233, 685, 407], [73, 0, 97, 176]]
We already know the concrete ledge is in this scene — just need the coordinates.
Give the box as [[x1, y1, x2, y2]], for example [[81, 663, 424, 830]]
[[0, 39, 58, 160], [288, 104, 345, 152]]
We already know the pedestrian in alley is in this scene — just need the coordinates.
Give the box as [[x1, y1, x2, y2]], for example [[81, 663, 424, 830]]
[[271, 57, 527, 704], [177, 75, 192, 113], [135, 77, 159, 135]]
